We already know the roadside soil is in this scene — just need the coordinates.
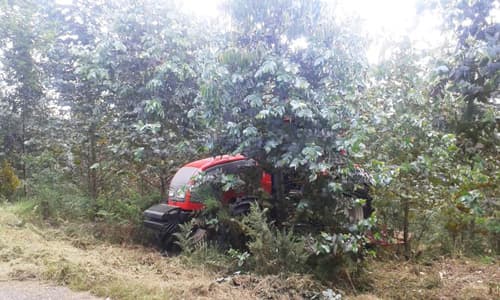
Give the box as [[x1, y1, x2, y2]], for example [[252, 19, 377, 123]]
[[0, 203, 498, 299], [354, 257, 499, 299]]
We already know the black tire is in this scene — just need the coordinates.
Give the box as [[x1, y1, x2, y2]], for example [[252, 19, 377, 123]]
[[158, 221, 180, 253], [230, 196, 257, 216]]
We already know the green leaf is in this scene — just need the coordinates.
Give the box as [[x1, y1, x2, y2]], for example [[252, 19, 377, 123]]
[[264, 139, 279, 153], [244, 94, 262, 107], [255, 60, 277, 78], [242, 126, 258, 137]]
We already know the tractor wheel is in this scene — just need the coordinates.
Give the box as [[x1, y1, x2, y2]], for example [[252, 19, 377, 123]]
[[230, 196, 258, 216], [158, 221, 181, 254]]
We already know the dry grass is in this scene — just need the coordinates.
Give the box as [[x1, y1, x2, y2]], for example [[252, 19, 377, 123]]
[[1, 203, 498, 300], [0, 203, 329, 299], [352, 258, 500, 300], [0, 204, 256, 299]]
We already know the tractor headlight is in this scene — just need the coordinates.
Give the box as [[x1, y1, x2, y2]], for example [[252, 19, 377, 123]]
[[168, 190, 175, 197], [176, 189, 186, 199]]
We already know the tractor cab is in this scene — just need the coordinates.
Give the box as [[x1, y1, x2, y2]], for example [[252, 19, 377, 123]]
[[143, 155, 271, 239], [166, 155, 271, 211]]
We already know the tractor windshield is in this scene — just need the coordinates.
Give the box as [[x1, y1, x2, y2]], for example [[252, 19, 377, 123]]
[[168, 167, 199, 201]]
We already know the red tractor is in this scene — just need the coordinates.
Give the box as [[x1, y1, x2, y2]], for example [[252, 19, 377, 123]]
[[143, 155, 272, 246], [143, 154, 372, 248]]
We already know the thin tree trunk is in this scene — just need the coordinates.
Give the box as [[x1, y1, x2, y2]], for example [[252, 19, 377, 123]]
[[272, 169, 286, 224], [468, 219, 475, 251], [403, 196, 411, 260], [88, 124, 98, 216], [160, 171, 167, 202], [21, 98, 27, 197], [140, 176, 145, 197]]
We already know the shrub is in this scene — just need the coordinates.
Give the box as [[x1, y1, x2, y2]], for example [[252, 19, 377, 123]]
[[0, 161, 21, 200], [176, 204, 310, 274], [174, 221, 197, 254], [174, 221, 236, 272], [238, 204, 310, 274], [95, 192, 157, 225]]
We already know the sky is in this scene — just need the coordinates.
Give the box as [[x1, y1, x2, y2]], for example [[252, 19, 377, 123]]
[[56, 0, 443, 44], [180, 0, 444, 63], [55, 0, 497, 63], [182, 0, 428, 34]]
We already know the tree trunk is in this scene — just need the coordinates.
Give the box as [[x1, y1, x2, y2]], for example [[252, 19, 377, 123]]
[[468, 219, 476, 251], [88, 124, 98, 215], [271, 169, 286, 224], [403, 196, 411, 260], [160, 174, 167, 202], [21, 98, 27, 197]]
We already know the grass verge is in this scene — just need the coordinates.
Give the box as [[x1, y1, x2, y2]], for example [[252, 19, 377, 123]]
[[1, 201, 498, 299], [0, 202, 255, 299]]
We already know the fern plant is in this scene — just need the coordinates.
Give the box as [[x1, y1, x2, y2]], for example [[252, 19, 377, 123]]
[[173, 221, 196, 254], [239, 203, 309, 274]]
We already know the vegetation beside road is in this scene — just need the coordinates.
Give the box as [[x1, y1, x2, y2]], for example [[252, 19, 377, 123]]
[[1, 202, 498, 299]]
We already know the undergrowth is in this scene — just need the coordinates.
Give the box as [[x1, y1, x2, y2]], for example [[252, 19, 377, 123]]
[[238, 204, 310, 275], [11, 183, 158, 245], [174, 202, 371, 294], [2, 200, 498, 300]]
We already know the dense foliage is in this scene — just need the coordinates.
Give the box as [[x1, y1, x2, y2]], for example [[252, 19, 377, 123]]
[[0, 0, 498, 279]]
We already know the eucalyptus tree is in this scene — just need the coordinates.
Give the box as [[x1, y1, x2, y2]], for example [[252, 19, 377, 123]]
[[37, 0, 119, 204], [431, 0, 499, 151], [40, 0, 206, 204], [361, 42, 461, 258], [362, 0, 500, 256]]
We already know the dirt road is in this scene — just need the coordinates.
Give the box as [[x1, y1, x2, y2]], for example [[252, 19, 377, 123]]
[[0, 281, 101, 300]]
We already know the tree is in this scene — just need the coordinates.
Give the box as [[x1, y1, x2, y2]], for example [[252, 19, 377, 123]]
[[362, 41, 460, 258], [431, 0, 499, 151], [192, 0, 371, 236], [40, 0, 207, 205], [361, 0, 500, 255], [431, 0, 499, 254], [0, 0, 49, 195], [98, 0, 206, 200]]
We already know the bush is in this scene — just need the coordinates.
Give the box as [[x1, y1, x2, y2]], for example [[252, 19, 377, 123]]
[[0, 161, 21, 200], [95, 192, 158, 225], [238, 204, 310, 274], [33, 182, 90, 221], [175, 205, 310, 274], [174, 221, 236, 272]]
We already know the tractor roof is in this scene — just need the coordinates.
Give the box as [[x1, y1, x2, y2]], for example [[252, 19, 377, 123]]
[[184, 154, 247, 171]]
